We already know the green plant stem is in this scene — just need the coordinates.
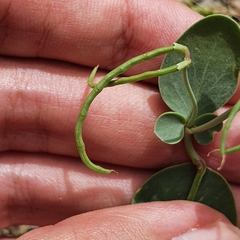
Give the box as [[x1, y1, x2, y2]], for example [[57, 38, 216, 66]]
[[224, 145, 240, 154], [184, 128, 206, 200], [107, 60, 190, 86], [215, 100, 240, 170], [220, 100, 240, 155], [188, 107, 233, 134], [182, 67, 198, 127], [75, 43, 191, 174], [187, 167, 205, 201]]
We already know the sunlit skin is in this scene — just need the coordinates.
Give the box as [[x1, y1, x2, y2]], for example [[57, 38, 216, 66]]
[[0, 0, 240, 239]]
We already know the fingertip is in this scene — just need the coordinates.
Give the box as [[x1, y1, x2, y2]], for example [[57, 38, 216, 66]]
[[172, 221, 240, 240], [18, 201, 235, 240]]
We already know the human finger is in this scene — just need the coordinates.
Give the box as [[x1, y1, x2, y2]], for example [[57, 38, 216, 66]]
[[18, 201, 240, 240], [0, 0, 201, 72], [0, 151, 240, 228], [0, 56, 186, 164], [1, 57, 240, 182], [0, 151, 153, 228]]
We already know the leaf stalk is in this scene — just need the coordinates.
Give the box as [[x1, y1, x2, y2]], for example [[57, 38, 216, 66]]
[[184, 129, 206, 200]]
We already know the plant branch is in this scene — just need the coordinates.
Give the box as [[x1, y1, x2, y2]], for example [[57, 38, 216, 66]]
[[182, 67, 198, 127], [216, 100, 240, 170], [107, 60, 190, 86], [75, 43, 191, 174], [188, 107, 233, 134], [184, 128, 206, 201]]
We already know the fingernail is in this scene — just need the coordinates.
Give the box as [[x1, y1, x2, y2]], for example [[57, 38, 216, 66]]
[[172, 221, 240, 240]]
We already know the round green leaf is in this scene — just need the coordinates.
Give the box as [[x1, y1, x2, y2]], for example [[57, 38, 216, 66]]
[[159, 15, 240, 119], [154, 112, 186, 144], [132, 163, 237, 226], [193, 113, 223, 145]]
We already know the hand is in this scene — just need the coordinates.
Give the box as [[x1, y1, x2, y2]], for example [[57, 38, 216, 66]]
[[0, 0, 239, 239]]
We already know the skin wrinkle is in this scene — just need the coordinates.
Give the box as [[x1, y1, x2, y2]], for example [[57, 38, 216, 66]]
[[108, 212, 149, 240], [106, 1, 200, 76], [0, 0, 201, 68], [85, 210, 147, 239], [73, 1, 123, 66], [108, 0, 132, 70], [33, 70, 69, 153], [2, 68, 26, 150], [102, 203, 228, 239], [110, 1, 157, 73], [36, 1, 52, 57], [81, 2, 129, 70], [0, 57, 86, 154], [0, 0, 11, 47], [4, 163, 60, 225], [0, 0, 11, 25], [1, 1, 37, 55], [6, 68, 48, 151], [36, 0, 83, 58], [1, 164, 32, 227]]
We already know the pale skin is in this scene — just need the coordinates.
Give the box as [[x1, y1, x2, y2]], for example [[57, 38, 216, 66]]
[[0, 0, 240, 239]]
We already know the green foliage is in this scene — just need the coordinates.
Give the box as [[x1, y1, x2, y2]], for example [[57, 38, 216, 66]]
[[76, 14, 240, 226], [154, 112, 185, 144], [159, 15, 240, 120], [145, 15, 240, 225], [132, 163, 237, 226]]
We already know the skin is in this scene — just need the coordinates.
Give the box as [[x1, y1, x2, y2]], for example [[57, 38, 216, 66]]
[[0, 0, 239, 239]]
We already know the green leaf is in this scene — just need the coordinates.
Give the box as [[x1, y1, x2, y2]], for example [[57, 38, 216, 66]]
[[159, 15, 240, 119], [193, 113, 223, 145], [154, 112, 186, 144], [132, 163, 237, 226]]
